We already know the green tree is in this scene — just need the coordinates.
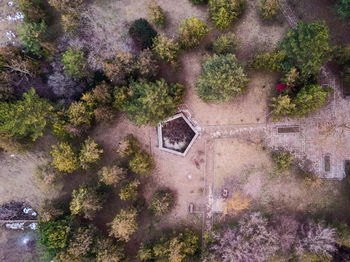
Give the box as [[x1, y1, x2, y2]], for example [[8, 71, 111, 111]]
[[79, 138, 103, 170], [129, 151, 154, 176], [61, 47, 88, 80], [279, 21, 331, 77], [129, 19, 158, 49], [98, 165, 126, 186], [119, 179, 140, 201], [258, 0, 280, 20], [208, 0, 246, 30], [109, 208, 138, 242], [152, 34, 180, 64], [123, 79, 185, 126], [150, 189, 175, 216], [195, 54, 249, 103], [17, 21, 47, 58], [293, 85, 329, 117], [147, 1, 166, 27], [70, 187, 103, 220], [0, 88, 53, 141], [179, 17, 209, 49], [50, 142, 79, 173], [212, 32, 240, 54]]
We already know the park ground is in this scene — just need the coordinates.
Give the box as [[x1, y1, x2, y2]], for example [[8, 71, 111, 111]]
[[0, 0, 350, 260]]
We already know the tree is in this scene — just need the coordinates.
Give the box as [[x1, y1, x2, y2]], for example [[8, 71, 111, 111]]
[[281, 67, 300, 87], [0, 88, 53, 141], [136, 48, 159, 79], [108, 207, 138, 242], [119, 179, 140, 201], [38, 217, 72, 257], [208, 0, 246, 30], [296, 222, 337, 260], [178, 17, 209, 49], [189, 0, 208, 3], [273, 151, 294, 173], [147, 1, 166, 27], [93, 237, 125, 262], [17, 21, 47, 58], [278, 21, 331, 77], [116, 134, 140, 158], [269, 95, 296, 121], [195, 54, 249, 103], [123, 79, 185, 126], [61, 47, 88, 80], [70, 187, 103, 220], [129, 19, 158, 49], [68, 101, 93, 127], [129, 151, 154, 176], [79, 138, 103, 169], [212, 32, 240, 54], [139, 229, 200, 262], [98, 165, 126, 186], [293, 85, 329, 117], [258, 0, 280, 20], [104, 51, 136, 84], [50, 142, 79, 173], [150, 189, 175, 216], [210, 212, 279, 262], [152, 34, 180, 64], [67, 226, 95, 258]]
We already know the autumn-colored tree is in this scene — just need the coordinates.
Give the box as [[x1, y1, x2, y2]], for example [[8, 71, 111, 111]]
[[49, 0, 83, 11], [109, 207, 138, 242], [92, 237, 125, 262], [258, 0, 280, 20], [68, 101, 93, 127], [129, 151, 154, 177], [136, 48, 159, 79], [178, 17, 209, 49], [104, 52, 136, 84], [70, 186, 103, 220], [212, 32, 240, 55], [98, 165, 126, 186], [116, 134, 140, 158], [152, 34, 180, 64], [147, 1, 166, 27], [119, 179, 140, 201], [79, 138, 103, 169], [50, 142, 79, 173], [150, 189, 175, 216], [67, 226, 96, 258]]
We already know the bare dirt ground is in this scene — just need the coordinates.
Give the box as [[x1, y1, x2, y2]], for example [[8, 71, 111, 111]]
[[213, 138, 350, 221]]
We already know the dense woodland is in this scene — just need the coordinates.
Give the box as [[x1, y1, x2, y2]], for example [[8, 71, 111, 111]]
[[0, 0, 350, 261]]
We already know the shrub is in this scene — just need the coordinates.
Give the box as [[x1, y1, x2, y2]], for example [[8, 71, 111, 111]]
[[0, 88, 53, 141], [68, 101, 93, 127], [147, 1, 165, 27], [50, 142, 79, 173], [179, 17, 209, 50], [195, 54, 249, 103], [258, 0, 280, 20], [129, 151, 154, 177], [212, 32, 240, 54], [149, 189, 175, 216], [152, 34, 180, 64], [109, 207, 138, 242], [17, 21, 47, 58], [119, 179, 140, 201], [79, 138, 103, 169], [208, 0, 246, 30], [273, 151, 294, 173], [129, 19, 158, 50], [70, 187, 103, 220], [104, 51, 136, 84], [136, 48, 159, 79], [16, 0, 46, 23], [123, 79, 185, 126], [61, 47, 88, 80], [98, 165, 126, 186], [278, 21, 331, 77]]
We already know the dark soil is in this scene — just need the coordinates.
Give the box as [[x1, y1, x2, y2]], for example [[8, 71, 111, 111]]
[[0, 202, 37, 220], [162, 117, 195, 153]]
